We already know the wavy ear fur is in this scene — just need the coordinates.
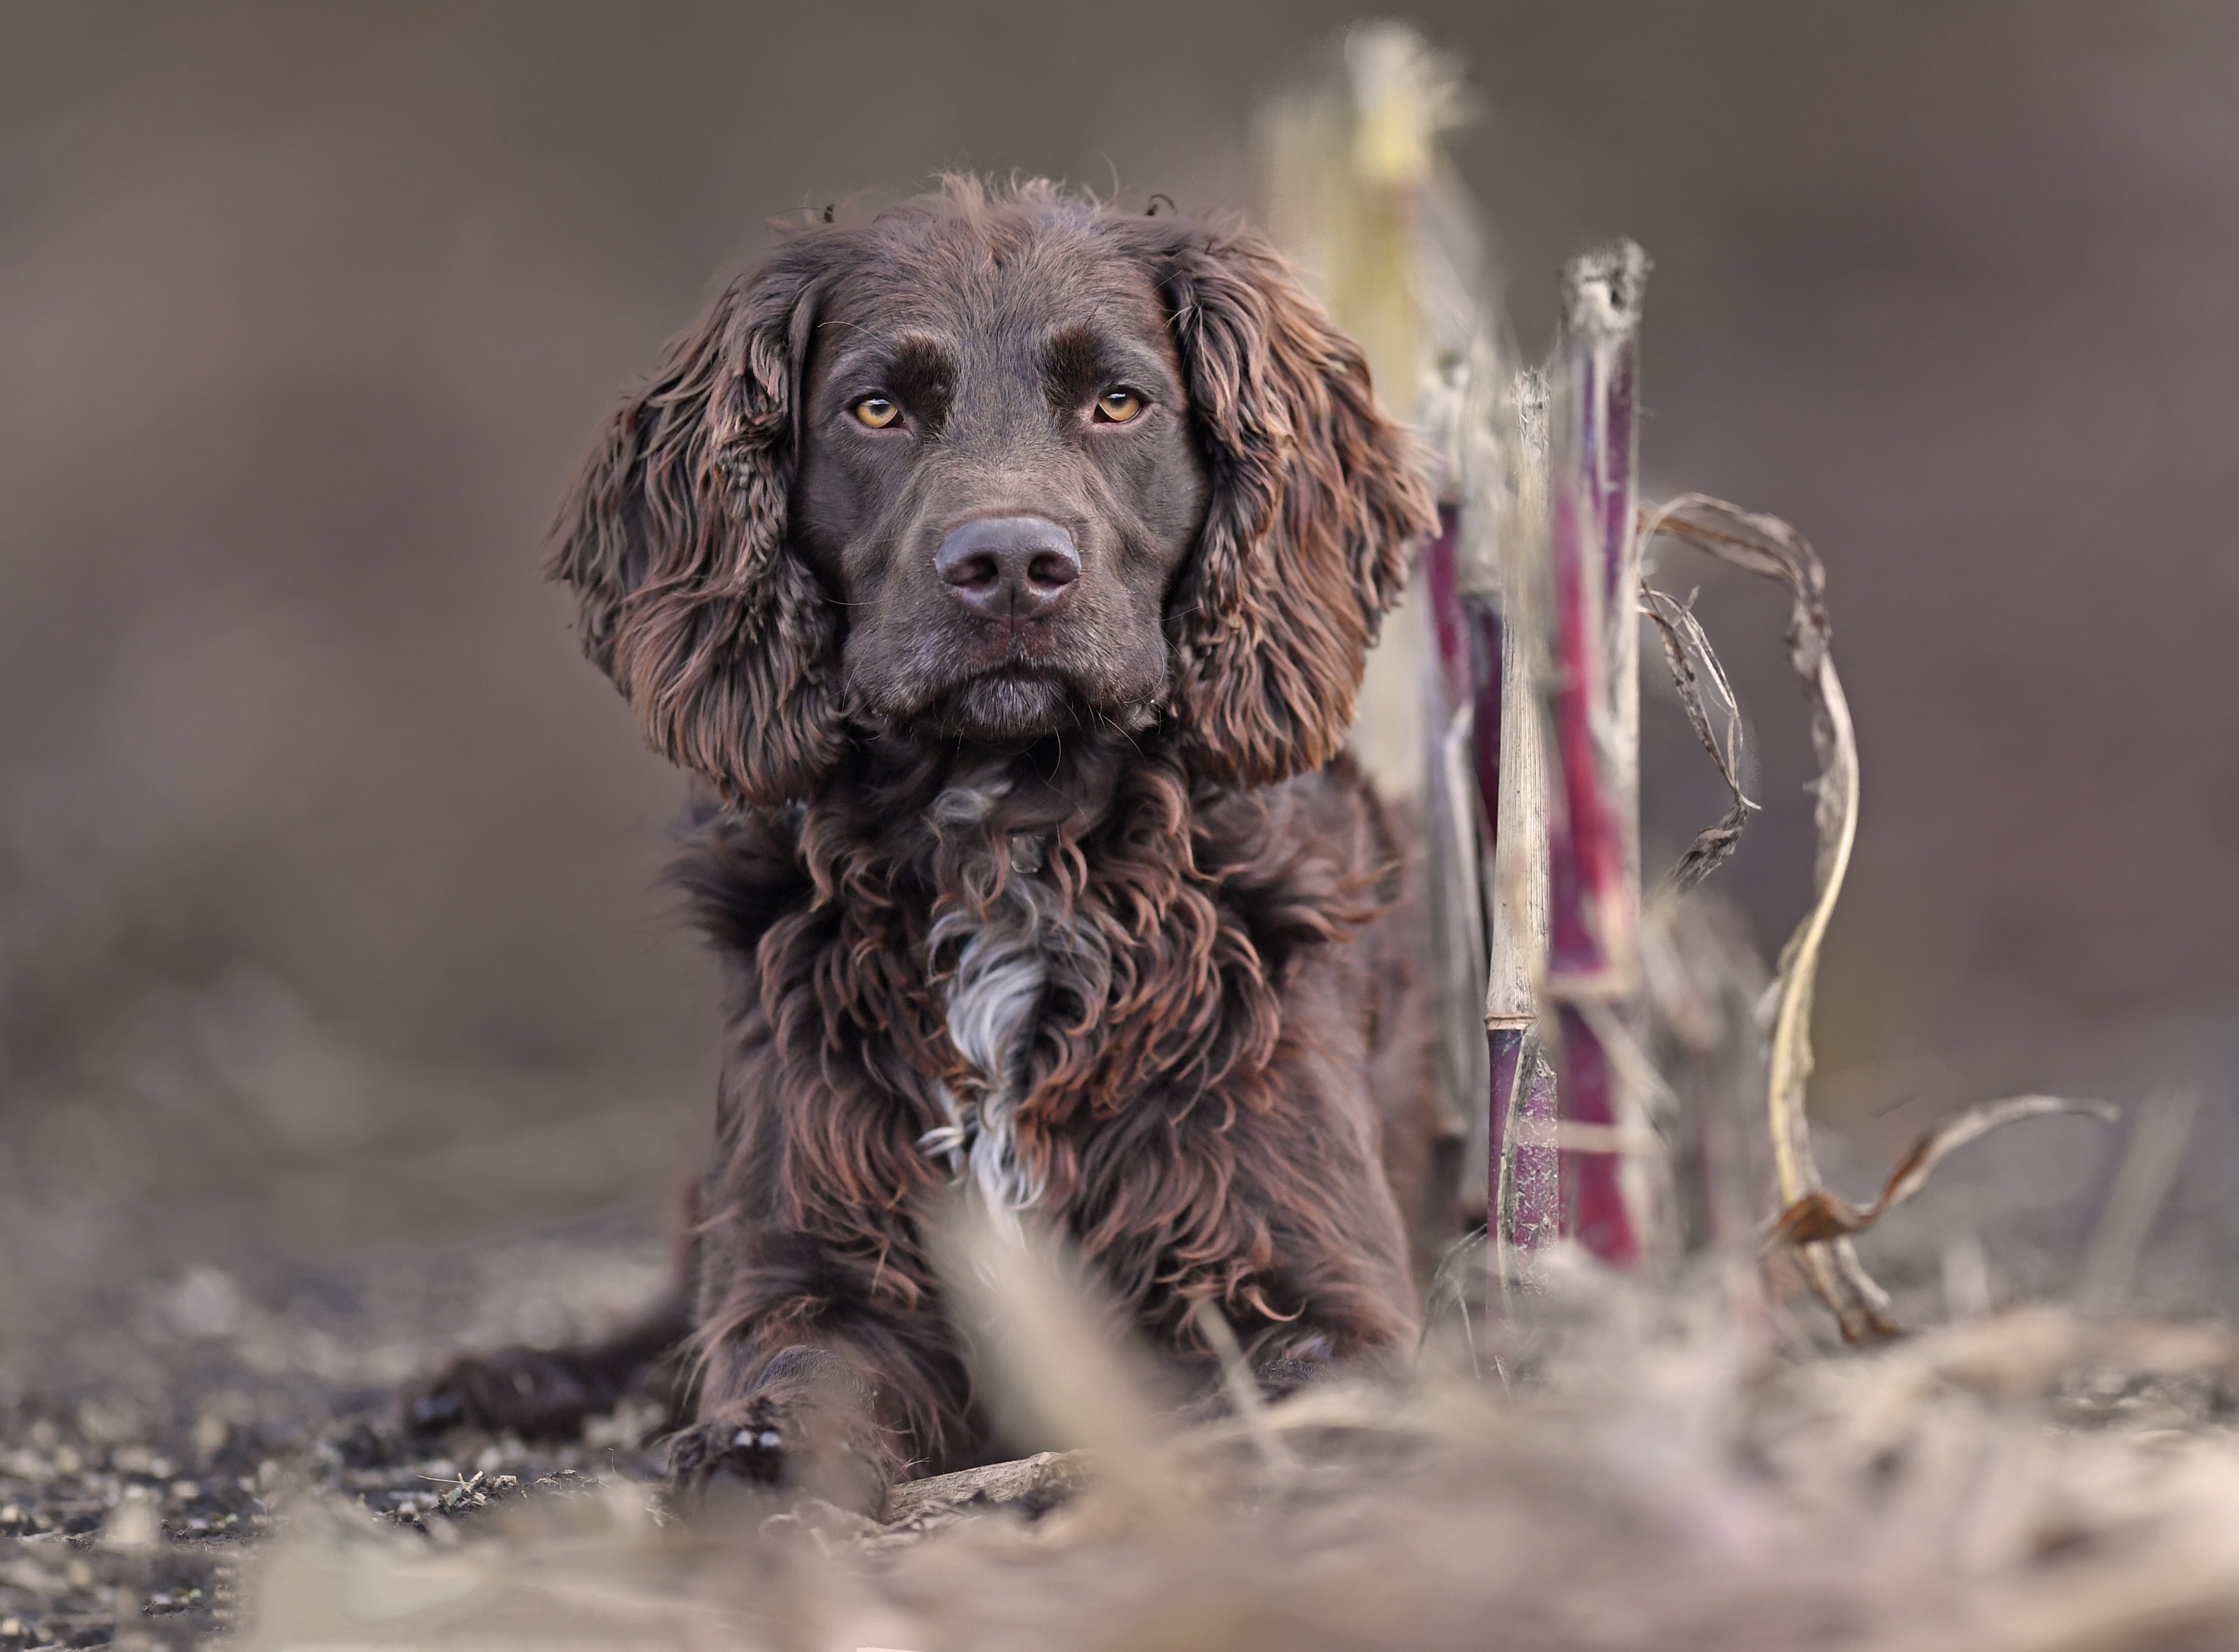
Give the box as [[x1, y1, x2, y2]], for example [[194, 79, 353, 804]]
[[1154, 228, 1438, 788], [550, 245, 845, 808]]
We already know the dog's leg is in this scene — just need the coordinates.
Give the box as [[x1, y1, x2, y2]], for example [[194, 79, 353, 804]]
[[1171, 1071, 1424, 1415], [404, 1289, 693, 1440], [659, 1246, 984, 1515], [1245, 1331, 1343, 1401], [407, 1179, 706, 1441]]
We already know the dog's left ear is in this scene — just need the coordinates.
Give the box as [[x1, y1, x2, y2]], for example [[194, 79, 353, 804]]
[[1151, 226, 1438, 788], [550, 244, 846, 808]]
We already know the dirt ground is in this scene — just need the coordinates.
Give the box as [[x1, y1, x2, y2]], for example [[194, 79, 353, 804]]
[[0, 1211, 676, 1649], [11, 1205, 2239, 1652]]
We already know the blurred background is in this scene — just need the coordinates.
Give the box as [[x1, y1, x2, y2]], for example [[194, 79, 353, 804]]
[[3, 1, 2236, 1341]]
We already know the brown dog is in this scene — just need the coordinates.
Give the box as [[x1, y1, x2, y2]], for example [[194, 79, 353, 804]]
[[410, 178, 1442, 1512]]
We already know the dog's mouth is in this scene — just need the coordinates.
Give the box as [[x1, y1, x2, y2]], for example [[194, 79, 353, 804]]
[[849, 607, 1171, 744], [933, 664, 1101, 743]]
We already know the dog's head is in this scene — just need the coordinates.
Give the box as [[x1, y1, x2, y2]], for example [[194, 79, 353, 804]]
[[553, 179, 1435, 807]]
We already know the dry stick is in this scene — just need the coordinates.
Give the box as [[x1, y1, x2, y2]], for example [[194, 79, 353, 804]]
[[1193, 1300, 1296, 1474], [924, 1195, 1159, 1498], [1542, 241, 1653, 1267], [1420, 499, 1493, 1209], [1488, 369, 1555, 1293]]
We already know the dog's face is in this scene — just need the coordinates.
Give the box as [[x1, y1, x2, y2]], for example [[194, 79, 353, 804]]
[[791, 234, 1209, 745], [552, 181, 1435, 807]]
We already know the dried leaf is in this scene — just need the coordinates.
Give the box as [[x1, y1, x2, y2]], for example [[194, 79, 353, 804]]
[[1766, 1095, 2119, 1248], [1638, 493, 1895, 1340], [1640, 582, 1759, 895]]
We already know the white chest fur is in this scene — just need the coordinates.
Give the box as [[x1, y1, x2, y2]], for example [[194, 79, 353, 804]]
[[918, 770, 1103, 1228]]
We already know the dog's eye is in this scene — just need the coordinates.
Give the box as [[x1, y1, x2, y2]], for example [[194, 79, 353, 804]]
[[1094, 389, 1143, 424], [853, 396, 899, 429]]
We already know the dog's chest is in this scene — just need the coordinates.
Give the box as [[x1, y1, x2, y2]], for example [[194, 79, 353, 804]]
[[916, 780, 1104, 1222]]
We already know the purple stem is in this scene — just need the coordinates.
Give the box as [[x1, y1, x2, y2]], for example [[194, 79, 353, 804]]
[[1542, 265, 1645, 1267], [1496, 1027, 1561, 1260], [1423, 503, 1471, 712]]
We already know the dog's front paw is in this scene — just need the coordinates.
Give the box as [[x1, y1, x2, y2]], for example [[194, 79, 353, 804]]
[[1175, 1332, 1340, 1427], [666, 1395, 796, 1491], [666, 1348, 887, 1516], [1252, 1342, 1335, 1404]]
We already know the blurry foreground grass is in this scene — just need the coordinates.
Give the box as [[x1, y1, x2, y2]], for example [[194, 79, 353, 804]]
[[8, 1207, 2239, 1651]]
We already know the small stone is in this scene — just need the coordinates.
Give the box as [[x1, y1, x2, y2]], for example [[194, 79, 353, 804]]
[[77, 1397, 149, 1446], [167, 1265, 247, 1340], [102, 1501, 161, 1550]]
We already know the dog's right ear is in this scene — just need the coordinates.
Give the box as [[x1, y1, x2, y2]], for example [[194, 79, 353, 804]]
[[550, 246, 846, 808]]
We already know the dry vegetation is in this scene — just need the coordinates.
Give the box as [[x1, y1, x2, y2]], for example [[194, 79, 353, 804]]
[[9, 1204, 2237, 1652]]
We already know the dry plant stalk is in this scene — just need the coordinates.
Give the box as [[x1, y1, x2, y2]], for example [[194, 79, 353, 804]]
[[1637, 498, 2122, 1337], [923, 1195, 1159, 1483], [1637, 493, 1893, 1337], [1487, 370, 1557, 1283], [1260, 21, 1510, 1204], [1257, 20, 1479, 811], [1541, 240, 1654, 1267], [1488, 327, 2107, 1335], [1271, 25, 2116, 1343], [1420, 493, 1495, 1208]]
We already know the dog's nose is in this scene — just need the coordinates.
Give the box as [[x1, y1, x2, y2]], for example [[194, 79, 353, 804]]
[[934, 515, 1080, 623]]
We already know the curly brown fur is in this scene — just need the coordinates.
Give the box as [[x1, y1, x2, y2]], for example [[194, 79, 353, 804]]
[[415, 179, 1442, 1508]]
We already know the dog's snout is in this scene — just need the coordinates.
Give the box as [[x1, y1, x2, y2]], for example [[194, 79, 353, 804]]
[[934, 515, 1080, 623]]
